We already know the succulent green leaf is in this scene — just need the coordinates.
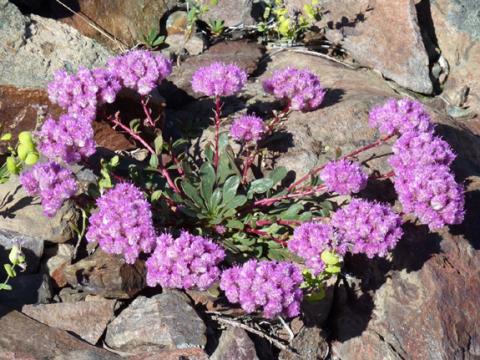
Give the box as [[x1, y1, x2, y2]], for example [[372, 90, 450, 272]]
[[4, 263, 16, 278], [248, 178, 274, 198], [222, 175, 240, 205], [199, 162, 215, 203]]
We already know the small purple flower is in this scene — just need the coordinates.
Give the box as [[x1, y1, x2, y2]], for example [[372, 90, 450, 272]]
[[191, 62, 247, 97], [368, 98, 434, 136], [394, 165, 464, 230], [107, 50, 172, 95], [320, 159, 368, 195], [389, 131, 456, 172], [230, 114, 266, 143], [36, 114, 96, 164], [331, 199, 403, 258], [146, 231, 225, 291], [20, 161, 77, 217], [220, 260, 303, 319], [289, 222, 342, 275], [86, 183, 156, 264], [262, 68, 326, 112]]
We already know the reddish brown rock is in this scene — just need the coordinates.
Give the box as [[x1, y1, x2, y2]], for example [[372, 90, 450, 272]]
[[320, 0, 433, 94], [0, 86, 62, 153], [62, 249, 145, 299], [430, 0, 480, 117], [0, 306, 119, 359], [22, 298, 116, 344], [128, 348, 208, 360], [49, 0, 177, 49]]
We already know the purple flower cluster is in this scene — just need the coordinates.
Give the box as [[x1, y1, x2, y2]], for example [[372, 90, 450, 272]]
[[370, 98, 465, 229], [230, 114, 266, 143], [220, 260, 303, 318], [368, 98, 433, 136], [146, 231, 225, 290], [320, 159, 368, 195], [389, 131, 456, 172], [20, 161, 77, 217], [48, 67, 121, 120], [107, 50, 172, 95], [86, 183, 156, 264], [394, 166, 464, 230], [331, 199, 403, 258], [262, 68, 326, 112], [191, 62, 247, 97], [36, 114, 96, 164], [288, 222, 341, 275]]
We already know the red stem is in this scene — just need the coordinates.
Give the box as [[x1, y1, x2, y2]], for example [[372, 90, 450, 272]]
[[141, 97, 156, 128], [287, 134, 395, 192], [245, 226, 287, 246], [254, 184, 327, 207], [214, 96, 221, 172], [110, 112, 181, 194]]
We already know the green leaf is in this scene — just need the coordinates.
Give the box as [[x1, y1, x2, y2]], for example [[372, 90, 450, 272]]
[[280, 203, 303, 220], [0, 133, 12, 141], [0, 283, 12, 291], [204, 144, 214, 163], [110, 155, 120, 167], [149, 154, 159, 169], [152, 35, 165, 47], [209, 188, 222, 211], [4, 263, 16, 278], [18, 131, 33, 145], [248, 178, 274, 198], [150, 190, 163, 202], [24, 152, 39, 165], [321, 250, 340, 265], [325, 265, 342, 274], [199, 162, 215, 203], [181, 180, 203, 208], [224, 195, 247, 210], [6, 157, 18, 175], [269, 167, 288, 187], [222, 175, 240, 205], [154, 134, 163, 155], [227, 219, 244, 230]]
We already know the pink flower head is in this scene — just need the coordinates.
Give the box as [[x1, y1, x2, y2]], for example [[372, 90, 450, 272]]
[[86, 183, 156, 264], [320, 159, 368, 195], [191, 62, 247, 97], [107, 50, 172, 95], [394, 165, 464, 230], [331, 199, 403, 258], [20, 161, 77, 217], [389, 131, 456, 172], [47, 67, 99, 120], [262, 68, 326, 112], [91, 68, 122, 104], [36, 114, 96, 164], [146, 231, 225, 290], [368, 98, 434, 136], [230, 114, 266, 143], [289, 222, 343, 275], [220, 260, 303, 318]]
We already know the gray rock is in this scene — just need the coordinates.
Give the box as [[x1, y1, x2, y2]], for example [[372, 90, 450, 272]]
[[0, 273, 52, 308], [443, 0, 480, 40], [0, 177, 78, 244], [22, 298, 116, 345], [105, 291, 207, 354], [0, 306, 120, 359], [211, 327, 258, 360], [0, 0, 111, 89], [279, 327, 329, 360], [198, 0, 255, 28]]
